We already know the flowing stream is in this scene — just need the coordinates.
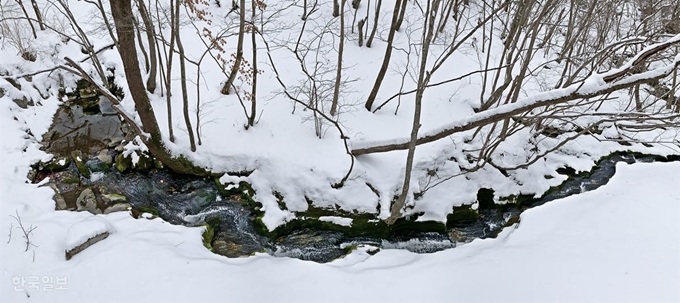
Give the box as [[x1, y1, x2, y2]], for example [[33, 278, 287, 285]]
[[34, 99, 679, 263]]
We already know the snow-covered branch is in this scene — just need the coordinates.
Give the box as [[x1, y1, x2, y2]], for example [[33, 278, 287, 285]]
[[351, 34, 680, 156]]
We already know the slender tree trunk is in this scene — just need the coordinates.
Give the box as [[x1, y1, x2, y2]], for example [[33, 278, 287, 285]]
[[15, 0, 37, 39], [395, 0, 408, 31], [388, 0, 440, 225], [96, 0, 119, 50], [357, 18, 365, 46], [29, 0, 44, 30], [221, 0, 246, 95], [173, 0, 197, 152], [109, 0, 207, 176], [366, 0, 381, 47], [166, 0, 177, 142], [330, 0, 346, 116], [136, 0, 157, 93], [248, 0, 258, 127], [133, 15, 150, 72], [364, 0, 401, 111], [333, 0, 340, 17]]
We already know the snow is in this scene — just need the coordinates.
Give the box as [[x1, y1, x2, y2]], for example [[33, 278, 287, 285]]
[[1, 2, 679, 301], [64, 216, 115, 252], [2, 118, 679, 301], [318, 216, 353, 226]]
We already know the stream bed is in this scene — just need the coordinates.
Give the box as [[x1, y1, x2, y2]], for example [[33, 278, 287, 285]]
[[32, 98, 680, 263]]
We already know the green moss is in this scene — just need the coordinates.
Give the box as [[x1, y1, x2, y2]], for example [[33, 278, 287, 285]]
[[71, 151, 90, 178], [62, 176, 81, 184], [115, 153, 132, 173], [201, 217, 221, 252], [43, 157, 71, 171], [132, 152, 153, 171]]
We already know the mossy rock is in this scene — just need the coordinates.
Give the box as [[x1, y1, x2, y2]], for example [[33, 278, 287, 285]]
[[115, 153, 132, 172], [86, 159, 111, 172], [43, 157, 71, 172], [71, 151, 91, 178], [132, 152, 153, 171], [201, 217, 221, 252]]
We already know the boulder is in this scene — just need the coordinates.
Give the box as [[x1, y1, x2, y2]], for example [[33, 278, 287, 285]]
[[76, 188, 101, 214], [71, 151, 91, 178], [115, 153, 131, 172]]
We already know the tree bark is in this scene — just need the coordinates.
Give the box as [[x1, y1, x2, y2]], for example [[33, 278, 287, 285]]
[[29, 0, 44, 30], [248, 0, 258, 127], [364, 0, 401, 111], [366, 0, 381, 47], [109, 0, 207, 176], [136, 0, 157, 93], [221, 0, 246, 95], [387, 0, 440, 225], [173, 0, 197, 152], [330, 0, 346, 116], [395, 0, 408, 31]]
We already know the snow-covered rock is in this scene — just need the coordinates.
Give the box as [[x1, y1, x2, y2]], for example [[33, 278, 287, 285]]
[[64, 216, 114, 260]]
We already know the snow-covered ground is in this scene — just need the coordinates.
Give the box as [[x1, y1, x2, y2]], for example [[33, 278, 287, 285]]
[[1, 1, 680, 301], [2, 97, 679, 302], [0, 94, 680, 303]]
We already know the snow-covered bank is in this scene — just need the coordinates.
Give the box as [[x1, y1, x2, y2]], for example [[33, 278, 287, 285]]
[[2, 102, 679, 302]]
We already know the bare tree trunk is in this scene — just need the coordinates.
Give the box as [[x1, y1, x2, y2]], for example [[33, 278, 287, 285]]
[[364, 0, 401, 111], [366, 0, 381, 47], [173, 0, 197, 152], [395, 0, 407, 31], [302, 0, 307, 20], [333, 0, 340, 17], [166, 0, 177, 142], [28, 0, 44, 30], [221, 0, 246, 95], [109, 0, 207, 176], [357, 18, 365, 46], [388, 0, 440, 225], [96, 0, 119, 49], [133, 15, 149, 72], [136, 0, 157, 93], [15, 0, 37, 39], [248, 0, 258, 127], [330, 0, 346, 116]]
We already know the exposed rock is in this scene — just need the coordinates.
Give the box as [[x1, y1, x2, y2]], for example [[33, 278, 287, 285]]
[[101, 193, 127, 205], [98, 96, 117, 115], [103, 203, 131, 214], [42, 157, 71, 172], [12, 96, 33, 109], [76, 188, 101, 214], [132, 152, 153, 171], [71, 150, 91, 178], [108, 137, 124, 148], [115, 153, 131, 172], [50, 184, 68, 211], [97, 149, 113, 165], [43, 105, 124, 155]]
